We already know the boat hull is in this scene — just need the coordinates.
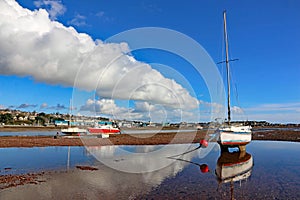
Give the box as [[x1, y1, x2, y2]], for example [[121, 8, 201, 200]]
[[218, 132, 251, 146], [61, 127, 87, 135], [88, 127, 120, 134], [217, 125, 252, 146]]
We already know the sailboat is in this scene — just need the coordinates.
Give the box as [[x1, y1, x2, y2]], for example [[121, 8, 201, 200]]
[[216, 11, 252, 149]]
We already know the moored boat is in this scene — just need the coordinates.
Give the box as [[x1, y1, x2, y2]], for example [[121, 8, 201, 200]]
[[217, 11, 252, 148], [61, 99, 87, 135], [88, 121, 120, 134], [217, 124, 252, 146], [61, 127, 87, 135]]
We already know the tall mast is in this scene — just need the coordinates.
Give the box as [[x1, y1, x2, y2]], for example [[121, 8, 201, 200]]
[[223, 10, 231, 124], [69, 99, 72, 126]]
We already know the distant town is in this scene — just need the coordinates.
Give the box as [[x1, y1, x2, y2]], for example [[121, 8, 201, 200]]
[[0, 109, 299, 128]]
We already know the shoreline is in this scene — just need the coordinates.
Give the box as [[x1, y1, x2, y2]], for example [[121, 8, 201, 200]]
[[1, 124, 299, 132], [0, 130, 299, 148], [0, 126, 60, 132]]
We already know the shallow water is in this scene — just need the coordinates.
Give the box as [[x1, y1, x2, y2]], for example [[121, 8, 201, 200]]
[[253, 127, 300, 132], [0, 131, 58, 137], [142, 141, 300, 199], [0, 146, 96, 174], [1, 141, 300, 199]]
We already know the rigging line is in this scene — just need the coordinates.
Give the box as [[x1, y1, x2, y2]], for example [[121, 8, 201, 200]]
[[234, 83, 240, 107], [235, 85, 249, 121], [167, 156, 202, 167], [231, 66, 248, 120], [223, 17, 247, 121], [229, 63, 239, 108], [167, 145, 201, 158], [221, 20, 225, 88], [216, 15, 225, 88], [220, 19, 225, 122]]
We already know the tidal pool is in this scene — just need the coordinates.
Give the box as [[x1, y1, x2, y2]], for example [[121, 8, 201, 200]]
[[0, 146, 96, 174], [0, 131, 58, 137], [0, 141, 299, 199]]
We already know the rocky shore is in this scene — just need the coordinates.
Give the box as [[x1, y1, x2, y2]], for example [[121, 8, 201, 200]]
[[0, 172, 46, 190]]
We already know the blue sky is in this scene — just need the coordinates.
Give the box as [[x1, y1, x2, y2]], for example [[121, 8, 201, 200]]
[[0, 0, 299, 123]]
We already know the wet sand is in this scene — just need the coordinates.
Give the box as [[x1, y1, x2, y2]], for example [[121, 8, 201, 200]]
[[0, 129, 299, 148]]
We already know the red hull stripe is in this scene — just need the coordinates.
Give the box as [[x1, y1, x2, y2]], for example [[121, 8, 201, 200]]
[[223, 159, 251, 167], [221, 142, 250, 146], [88, 128, 119, 134]]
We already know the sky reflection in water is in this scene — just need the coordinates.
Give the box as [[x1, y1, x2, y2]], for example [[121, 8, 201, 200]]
[[0, 141, 300, 199]]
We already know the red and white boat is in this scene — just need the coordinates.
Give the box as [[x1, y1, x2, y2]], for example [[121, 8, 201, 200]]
[[217, 125, 252, 146], [88, 121, 120, 134]]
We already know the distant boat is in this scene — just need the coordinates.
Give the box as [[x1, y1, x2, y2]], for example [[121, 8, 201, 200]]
[[61, 99, 87, 135], [61, 127, 87, 135], [88, 121, 120, 134], [196, 125, 203, 130], [216, 11, 252, 149]]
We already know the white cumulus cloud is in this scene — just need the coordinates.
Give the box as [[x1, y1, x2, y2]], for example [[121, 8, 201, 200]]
[[0, 0, 199, 113], [80, 99, 143, 120], [80, 99, 200, 122]]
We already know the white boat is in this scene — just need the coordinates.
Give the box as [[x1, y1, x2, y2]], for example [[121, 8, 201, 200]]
[[196, 125, 203, 130], [217, 125, 252, 146], [61, 99, 87, 135], [217, 11, 252, 147], [61, 127, 87, 135]]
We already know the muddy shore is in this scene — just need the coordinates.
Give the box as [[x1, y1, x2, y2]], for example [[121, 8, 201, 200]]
[[0, 129, 299, 148]]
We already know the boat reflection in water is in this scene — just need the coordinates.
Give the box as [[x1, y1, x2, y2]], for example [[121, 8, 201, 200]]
[[216, 151, 253, 183], [170, 146, 253, 199], [215, 150, 253, 199]]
